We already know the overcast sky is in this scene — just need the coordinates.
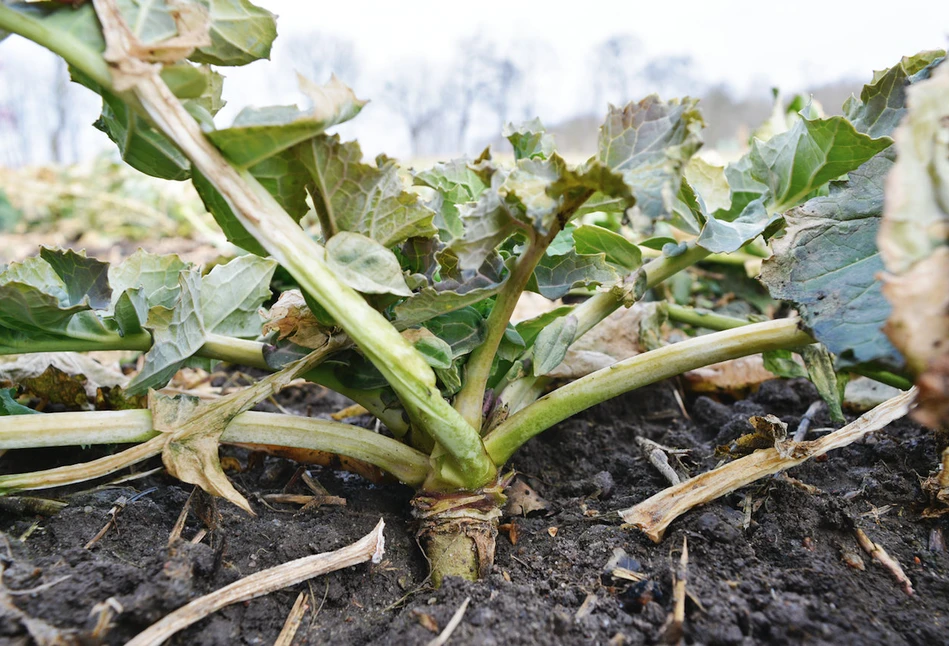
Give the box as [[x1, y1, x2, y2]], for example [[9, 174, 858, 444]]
[[1, 0, 947, 162], [223, 0, 949, 155]]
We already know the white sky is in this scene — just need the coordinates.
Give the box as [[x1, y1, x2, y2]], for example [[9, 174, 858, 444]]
[[1, 0, 947, 161], [228, 0, 949, 155]]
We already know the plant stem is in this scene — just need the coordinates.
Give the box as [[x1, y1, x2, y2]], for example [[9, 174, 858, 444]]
[[483, 318, 813, 465], [493, 243, 712, 415], [453, 191, 594, 430], [662, 305, 914, 390], [664, 303, 750, 330], [0, 410, 430, 490], [0, 329, 153, 355], [227, 412, 428, 486], [452, 236, 550, 430], [0, 4, 114, 90]]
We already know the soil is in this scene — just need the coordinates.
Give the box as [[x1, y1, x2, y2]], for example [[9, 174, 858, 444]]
[[1, 378, 948, 645]]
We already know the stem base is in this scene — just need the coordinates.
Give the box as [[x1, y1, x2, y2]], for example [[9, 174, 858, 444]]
[[412, 478, 510, 586]]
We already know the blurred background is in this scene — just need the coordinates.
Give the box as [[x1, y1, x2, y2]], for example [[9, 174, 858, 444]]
[[1, 0, 948, 166], [0, 1, 947, 260]]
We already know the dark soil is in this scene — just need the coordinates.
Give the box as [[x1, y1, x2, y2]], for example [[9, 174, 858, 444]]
[[2, 378, 948, 645]]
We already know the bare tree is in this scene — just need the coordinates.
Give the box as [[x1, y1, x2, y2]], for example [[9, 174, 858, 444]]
[[383, 63, 450, 157], [282, 31, 360, 87], [640, 55, 702, 99], [590, 34, 642, 111]]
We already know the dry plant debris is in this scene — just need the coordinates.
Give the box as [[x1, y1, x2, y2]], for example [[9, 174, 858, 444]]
[[620, 388, 916, 541]]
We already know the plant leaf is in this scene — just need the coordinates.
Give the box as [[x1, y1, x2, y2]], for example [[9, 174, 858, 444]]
[[200, 255, 276, 336], [698, 112, 892, 253], [298, 135, 437, 247], [845, 50, 945, 138], [571, 224, 642, 271], [0, 389, 39, 416], [402, 328, 453, 370], [597, 96, 705, 221], [528, 249, 621, 299], [532, 314, 578, 376], [94, 91, 191, 180], [39, 248, 111, 309], [0, 257, 88, 333], [188, 0, 277, 67], [413, 158, 488, 240], [325, 232, 412, 297], [128, 270, 206, 394], [760, 155, 903, 369], [503, 118, 556, 161], [208, 75, 366, 168], [422, 307, 485, 359], [448, 171, 519, 270], [800, 344, 847, 423]]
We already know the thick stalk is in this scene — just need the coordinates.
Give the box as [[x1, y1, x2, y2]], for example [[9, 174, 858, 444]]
[[493, 243, 713, 415], [0, 409, 430, 489], [452, 237, 551, 430], [664, 304, 751, 330], [484, 318, 814, 465], [0, 4, 114, 90], [454, 191, 595, 430], [4, 1, 493, 488], [663, 305, 914, 390]]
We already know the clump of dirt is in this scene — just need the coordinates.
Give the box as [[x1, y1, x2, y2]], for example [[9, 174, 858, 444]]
[[1, 378, 947, 645]]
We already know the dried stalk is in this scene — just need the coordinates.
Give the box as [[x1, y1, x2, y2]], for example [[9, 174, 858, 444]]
[[854, 528, 914, 596], [273, 592, 309, 646], [620, 388, 916, 541], [126, 519, 385, 646]]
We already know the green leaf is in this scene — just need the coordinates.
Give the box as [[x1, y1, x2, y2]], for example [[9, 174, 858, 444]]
[[571, 224, 642, 271], [845, 50, 945, 138], [514, 305, 575, 347], [108, 249, 189, 311], [698, 112, 892, 253], [800, 344, 847, 423], [403, 328, 453, 370], [325, 232, 412, 297], [200, 255, 276, 336], [597, 96, 705, 221], [760, 155, 903, 369], [448, 171, 520, 270], [528, 249, 621, 299], [532, 314, 578, 376], [0, 257, 88, 333], [762, 349, 808, 380], [207, 75, 366, 168], [684, 157, 731, 213], [94, 91, 191, 180], [39, 248, 111, 310], [503, 118, 556, 161], [0, 189, 22, 232], [0, 389, 39, 416], [188, 0, 277, 67], [422, 307, 485, 359], [414, 159, 488, 240], [128, 270, 205, 394], [298, 135, 437, 247]]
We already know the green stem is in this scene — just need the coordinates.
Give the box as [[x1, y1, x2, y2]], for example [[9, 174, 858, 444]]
[[493, 243, 712, 415], [452, 236, 550, 430], [0, 409, 430, 490], [0, 329, 153, 355], [663, 305, 914, 390], [453, 191, 595, 430], [664, 303, 750, 330], [483, 318, 813, 465], [0, 4, 113, 90]]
